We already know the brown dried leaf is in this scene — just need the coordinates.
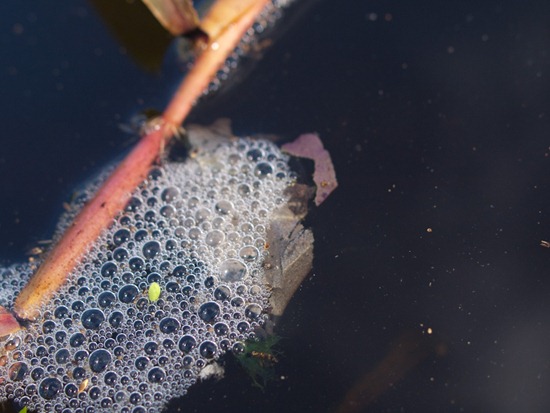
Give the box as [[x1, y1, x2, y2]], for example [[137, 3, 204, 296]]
[[142, 0, 199, 36]]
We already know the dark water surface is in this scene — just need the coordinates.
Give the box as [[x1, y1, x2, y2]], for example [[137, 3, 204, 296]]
[[2, 0, 550, 412]]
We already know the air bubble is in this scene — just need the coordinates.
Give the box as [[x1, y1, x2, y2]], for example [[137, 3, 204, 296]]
[[89, 386, 101, 400], [237, 321, 249, 333], [64, 383, 78, 398], [148, 167, 163, 180], [113, 247, 129, 262], [74, 350, 88, 363], [204, 276, 215, 288], [219, 259, 247, 282], [172, 265, 186, 278], [214, 286, 231, 301], [147, 272, 161, 283], [199, 341, 217, 359], [238, 184, 250, 196], [198, 302, 220, 323], [215, 200, 233, 215], [147, 367, 166, 383], [160, 205, 175, 218], [55, 331, 66, 342], [113, 229, 131, 245], [144, 342, 158, 355], [54, 349, 70, 364], [144, 210, 156, 222], [188, 227, 202, 240], [8, 362, 28, 381], [98, 291, 116, 308], [205, 230, 224, 247], [81, 309, 105, 330], [165, 239, 177, 251], [246, 148, 263, 161], [31, 367, 44, 381], [159, 317, 180, 334], [129, 257, 145, 271], [254, 162, 273, 178], [178, 336, 196, 354], [72, 367, 86, 380], [134, 230, 147, 242], [39, 378, 62, 400], [125, 196, 142, 212], [245, 304, 262, 320], [161, 187, 180, 203], [42, 320, 56, 334], [232, 342, 245, 354], [54, 306, 69, 319], [108, 311, 124, 328], [214, 323, 228, 336], [118, 284, 139, 303], [135, 357, 149, 371], [89, 349, 111, 373], [130, 392, 142, 405], [142, 241, 161, 259], [165, 281, 180, 293], [239, 246, 259, 262], [195, 208, 211, 222], [101, 398, 113, 408], [231, 297, 244, 307], [104, 371, 117, 386]]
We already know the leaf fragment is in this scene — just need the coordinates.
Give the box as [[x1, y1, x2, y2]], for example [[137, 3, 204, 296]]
[[282, 133, 338, 206], [141, 0, 199, 35]]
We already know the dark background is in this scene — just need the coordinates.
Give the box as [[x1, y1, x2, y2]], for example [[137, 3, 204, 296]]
[[2, 1, 550, 412]]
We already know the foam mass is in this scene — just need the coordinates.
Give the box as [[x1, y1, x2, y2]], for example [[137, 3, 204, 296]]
[[0, 135, 295, 412]]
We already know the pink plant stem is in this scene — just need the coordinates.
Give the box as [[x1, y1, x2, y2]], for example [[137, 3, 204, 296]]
[[9, 0, 271, 325]]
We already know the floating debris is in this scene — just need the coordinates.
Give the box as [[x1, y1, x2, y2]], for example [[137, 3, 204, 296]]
[[282, 133, 338, 206], [0, 124, 323, 412]]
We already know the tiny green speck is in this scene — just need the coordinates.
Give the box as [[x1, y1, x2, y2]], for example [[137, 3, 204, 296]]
[[148, 282, 161, 301], [19, 407, 28, 413]]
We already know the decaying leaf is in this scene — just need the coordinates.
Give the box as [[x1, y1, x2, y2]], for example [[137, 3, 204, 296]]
[[282, 133, 338, 206], [141, 0, 199, 36], [264, 184, 315, 317]]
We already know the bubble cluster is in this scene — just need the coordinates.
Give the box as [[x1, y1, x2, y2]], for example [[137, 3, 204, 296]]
[[203, 0, 296, 95], [0, 136, 294, 412]]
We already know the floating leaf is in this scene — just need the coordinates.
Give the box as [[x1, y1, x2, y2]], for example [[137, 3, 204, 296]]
[[282, 133, 338, 206]]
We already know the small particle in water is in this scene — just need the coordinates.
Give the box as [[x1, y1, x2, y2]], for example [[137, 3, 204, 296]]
[[148, 282, 161, 302], [78, 378, 89, 393]]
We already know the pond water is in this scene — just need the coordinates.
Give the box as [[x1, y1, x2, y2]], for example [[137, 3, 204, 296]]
[[2, 0, 550, 412]]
